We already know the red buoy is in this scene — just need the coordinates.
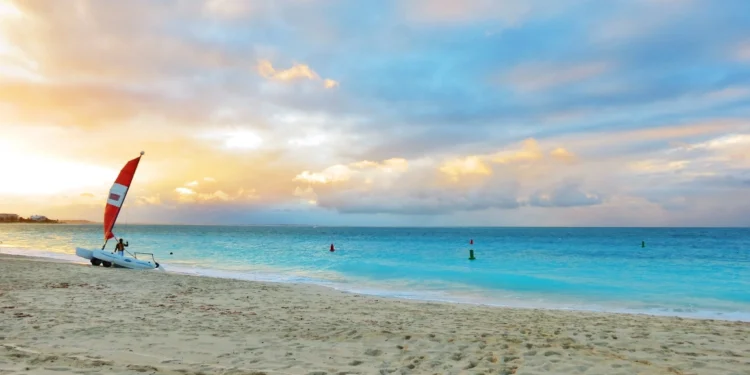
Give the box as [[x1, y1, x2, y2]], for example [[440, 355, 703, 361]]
[[470, 239, 474, 245], [330, 243, 335, 252]]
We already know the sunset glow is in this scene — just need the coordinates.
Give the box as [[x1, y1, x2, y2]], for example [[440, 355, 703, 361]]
[[1, 0, 749, 226]]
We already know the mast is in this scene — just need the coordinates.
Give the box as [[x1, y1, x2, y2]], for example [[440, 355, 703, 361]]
[[102, 151, 144, 249]]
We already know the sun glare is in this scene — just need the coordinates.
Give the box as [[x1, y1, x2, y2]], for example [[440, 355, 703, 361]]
[[289, 134, 326, 147], [0, 1, 22, 18], [225, 131, 263, 149], [0, 153, 116, 196]]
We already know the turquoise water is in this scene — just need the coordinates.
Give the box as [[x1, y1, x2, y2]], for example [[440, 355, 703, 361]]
[[1, 224, 749, 321]]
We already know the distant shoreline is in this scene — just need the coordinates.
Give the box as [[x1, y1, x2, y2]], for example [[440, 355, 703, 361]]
[[0, 220, 95, 225]]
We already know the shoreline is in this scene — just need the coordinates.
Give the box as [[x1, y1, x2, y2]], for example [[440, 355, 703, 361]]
[[2, 246, 749, 323], [1, 253, 749, 374]]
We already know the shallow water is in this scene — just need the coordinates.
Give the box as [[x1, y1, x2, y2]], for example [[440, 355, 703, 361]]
[[1, 224, 749, 321]]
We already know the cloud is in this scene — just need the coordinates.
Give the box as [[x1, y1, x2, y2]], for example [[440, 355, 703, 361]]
[[504, 62, 612, 92], [490, 139, 546, 164], [173, 185, 251, 204], [435, 139, 578, 182], [257, 60, 318, 81], [439, 156, 492, 181], [292, 139, 597, 215], [293, 186, 317, 205], [136, 194, 162, 206], [550, 147, 576, 163], [203, 0, 254, 19], [257, 59, 339, 89], [175, 187, 196, 196], [294, 158, 409, 185], [223, 131, 264, 150], [400, 0, 570, 26], [294, 166, 352, 184], [2, 0, 750, 225], [323, 79, 339, 89], [529, 183, 603, 207], [588, 0, 698, 44], [737, 41, 750, 61], [620, 130, 750, 211], [288, 134, 327, 147], [316, 186, 524, 215], [629, 159, 689, 174], [0, 81, 208, 129]]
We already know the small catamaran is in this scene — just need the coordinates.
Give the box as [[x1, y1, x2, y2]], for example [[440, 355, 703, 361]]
[[75, 152, 162, 270]]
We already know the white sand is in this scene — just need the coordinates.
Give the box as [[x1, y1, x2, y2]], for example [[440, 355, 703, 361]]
[[1, 254, 749, 375]]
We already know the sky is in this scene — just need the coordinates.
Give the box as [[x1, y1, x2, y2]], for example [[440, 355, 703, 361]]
[[1, 0, 750, 227]]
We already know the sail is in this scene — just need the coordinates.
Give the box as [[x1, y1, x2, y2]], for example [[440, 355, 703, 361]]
[[103, 152, 143, 242]]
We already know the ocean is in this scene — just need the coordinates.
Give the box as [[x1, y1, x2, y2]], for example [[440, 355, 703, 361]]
[[1, 224, 749, 321]]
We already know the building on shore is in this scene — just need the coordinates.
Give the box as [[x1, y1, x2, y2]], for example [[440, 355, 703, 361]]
[[0, 213, 19, 222]]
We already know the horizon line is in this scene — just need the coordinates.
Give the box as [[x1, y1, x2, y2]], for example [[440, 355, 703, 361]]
[[29, 222, 750, 229]]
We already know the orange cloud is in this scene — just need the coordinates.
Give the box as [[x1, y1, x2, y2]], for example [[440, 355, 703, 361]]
[[490, 138, 546, 164], [288, 140, 604, 216], [175, 188, 232, 203], [257, 59, 339, 89], [294, 158, 408, 184], [323, 78, 340, 89], [439, 156, 492, 181], [0, 81, 199, 129], [295, 139, 584, 213], [435, 139, 577, 184], [549, 147, 576, 163]]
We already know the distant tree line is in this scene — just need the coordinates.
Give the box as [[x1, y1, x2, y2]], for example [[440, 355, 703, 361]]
[[0, 214, 60, 223], [18, 217, 60, 223]]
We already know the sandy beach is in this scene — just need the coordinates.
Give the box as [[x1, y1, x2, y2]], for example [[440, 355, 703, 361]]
[[1, 254, 748, 375]]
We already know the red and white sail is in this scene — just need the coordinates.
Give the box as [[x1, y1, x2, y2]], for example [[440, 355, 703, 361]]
[[103, 152, 144, 242]]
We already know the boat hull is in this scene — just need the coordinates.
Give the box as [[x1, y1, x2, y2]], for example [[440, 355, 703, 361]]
[[75, 247, 94, 260], [75, 247, 159, 270]]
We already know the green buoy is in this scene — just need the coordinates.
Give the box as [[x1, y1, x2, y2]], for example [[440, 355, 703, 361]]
[[469, 249, 476, 260]]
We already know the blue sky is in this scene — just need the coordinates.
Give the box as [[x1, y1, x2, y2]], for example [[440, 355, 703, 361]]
[[1, 0, 750, 226]]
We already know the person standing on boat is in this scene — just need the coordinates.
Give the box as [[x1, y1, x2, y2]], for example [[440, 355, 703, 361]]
[[115, 238, 128, 257]]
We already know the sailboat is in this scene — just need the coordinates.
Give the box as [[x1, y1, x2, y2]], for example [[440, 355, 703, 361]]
[[75, 152, 162, 270]]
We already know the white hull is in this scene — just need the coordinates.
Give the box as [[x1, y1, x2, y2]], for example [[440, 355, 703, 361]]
[[75, 247, 94, 260], [75, 247, 161, 270]]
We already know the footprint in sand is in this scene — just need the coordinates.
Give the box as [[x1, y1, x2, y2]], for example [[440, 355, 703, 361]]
[[126, 364, 159, 373]]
